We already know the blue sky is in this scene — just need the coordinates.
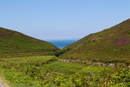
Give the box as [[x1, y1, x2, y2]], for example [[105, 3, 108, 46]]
[[0, 0, 130, 40]]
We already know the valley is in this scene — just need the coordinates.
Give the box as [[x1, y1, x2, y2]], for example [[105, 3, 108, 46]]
[[0, 19, 130, 87]]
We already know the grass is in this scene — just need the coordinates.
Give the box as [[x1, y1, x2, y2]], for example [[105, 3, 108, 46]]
[[0, 27, 59, 57], [0, 56, 56, 87], [1, 56, 53, 63], [42, 61, 82, 75], [61, 18, 130, 63], [0, 67, 31, 87], [0, 55, 124, 87], [64, 33, 95, 49], [83, 66, 114, 77]]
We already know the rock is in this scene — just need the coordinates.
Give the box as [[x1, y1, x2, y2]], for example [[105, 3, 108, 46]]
[[108, 63, 115, 68]]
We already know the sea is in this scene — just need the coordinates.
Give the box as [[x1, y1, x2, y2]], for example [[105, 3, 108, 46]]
[[46, 40, 77, 49]]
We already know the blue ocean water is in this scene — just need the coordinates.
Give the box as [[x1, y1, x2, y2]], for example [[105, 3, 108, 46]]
[[46, 40, 77, 49]]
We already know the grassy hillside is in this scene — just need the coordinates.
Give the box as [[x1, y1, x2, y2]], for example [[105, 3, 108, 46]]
[[61, 18, 130, 63], [0, 27, 59, 57], [64, 33, 95, 49]]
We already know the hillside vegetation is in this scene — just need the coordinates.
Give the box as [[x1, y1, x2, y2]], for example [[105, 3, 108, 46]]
[[0, 27, 59, 57], [61, 18, 130, 63], [64, 33, 95, 49], [1, 56, 129, 87]]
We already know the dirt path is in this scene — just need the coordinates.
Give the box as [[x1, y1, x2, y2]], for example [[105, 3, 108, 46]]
[[0, 75, 9, 87]]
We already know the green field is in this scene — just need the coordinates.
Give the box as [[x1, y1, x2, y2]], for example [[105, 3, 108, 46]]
[[0, 56, 129, 87]]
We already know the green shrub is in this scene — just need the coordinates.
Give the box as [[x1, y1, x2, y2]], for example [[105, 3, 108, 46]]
[[54, 48, 72, 57]]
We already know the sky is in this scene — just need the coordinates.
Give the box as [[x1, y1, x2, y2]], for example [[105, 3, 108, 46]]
[[0, 0, 130, 40]]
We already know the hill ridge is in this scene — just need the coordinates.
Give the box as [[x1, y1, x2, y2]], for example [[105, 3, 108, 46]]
[[0, 27, 59, 57], [61, 18, 130, 63]]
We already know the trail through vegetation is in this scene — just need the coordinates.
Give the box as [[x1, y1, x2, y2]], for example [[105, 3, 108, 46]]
[[0, 56, 129, 87]]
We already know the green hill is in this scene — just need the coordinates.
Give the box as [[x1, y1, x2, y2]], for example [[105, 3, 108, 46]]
[[61, 18, 130, 63], [64, 33, 96, 49], [0, 27, 59, 57]]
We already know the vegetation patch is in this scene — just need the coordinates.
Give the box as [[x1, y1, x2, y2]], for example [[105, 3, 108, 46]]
[[0, 56, 129, 87], [0, 27, 59, 57], [61, 19, 130, 63]]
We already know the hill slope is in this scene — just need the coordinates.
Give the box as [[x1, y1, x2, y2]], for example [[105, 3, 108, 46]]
[[61, 18, 130, 62], [64, 33, 95, 49], [0, 27, 59, 57]]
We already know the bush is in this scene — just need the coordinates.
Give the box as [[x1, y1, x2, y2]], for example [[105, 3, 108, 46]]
[[54, 48, 72, 57]]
